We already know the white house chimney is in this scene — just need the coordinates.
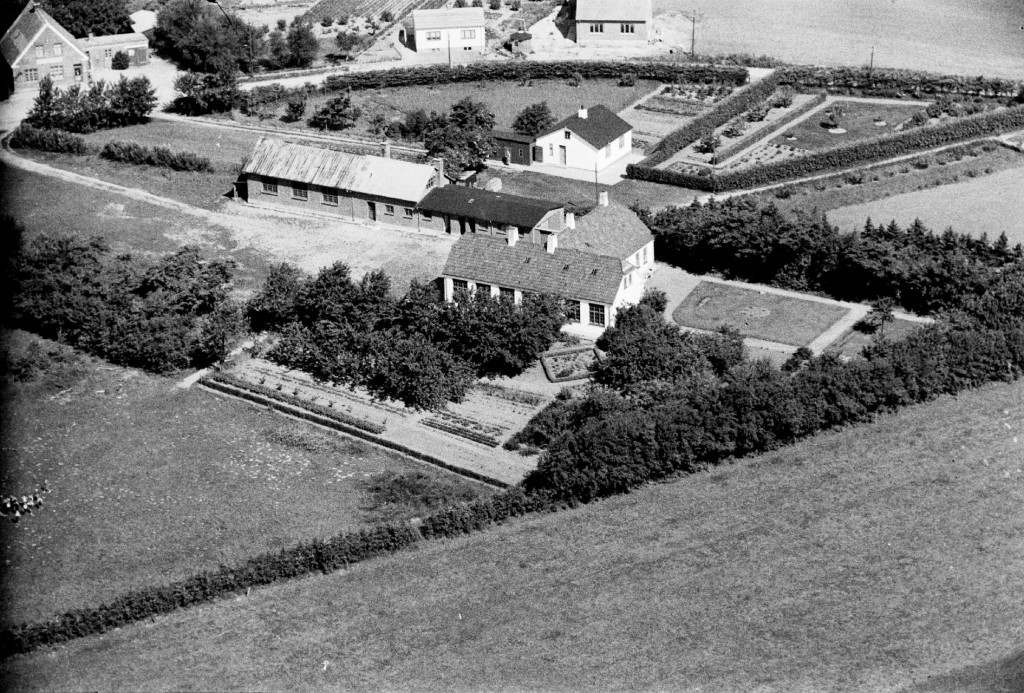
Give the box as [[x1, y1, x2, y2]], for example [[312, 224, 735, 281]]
[[578, 105, 588, 119], [565, 211, 576, 229], [546, 233, 558, 254], [598, 190, 609, 207], [381, 141, 391, 159], [507, 228, 517, 247]]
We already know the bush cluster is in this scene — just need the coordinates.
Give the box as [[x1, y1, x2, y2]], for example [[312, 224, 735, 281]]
[[641, 71, 784, 167], [628, 105, 1024, 191], [100, 141, 214, 172], [8, 124, 88, 154], [25, 76, 157, 133], [7, 230, 240, 374]]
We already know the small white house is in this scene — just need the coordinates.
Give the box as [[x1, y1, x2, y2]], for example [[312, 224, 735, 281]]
[[410, 7, 486, 54], [574, 0, 653, 47], [533, 105, 633, 173]]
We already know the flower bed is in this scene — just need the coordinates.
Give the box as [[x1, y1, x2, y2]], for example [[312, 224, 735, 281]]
[[421, 411, 504, 448], [541, 346, 598, 383]]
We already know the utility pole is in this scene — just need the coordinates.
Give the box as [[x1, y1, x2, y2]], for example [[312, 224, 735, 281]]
[[207, 0, 253, 75], [448, 33, 452, 68], [594, 163, 599, 205], [683, 9, 704, 58]]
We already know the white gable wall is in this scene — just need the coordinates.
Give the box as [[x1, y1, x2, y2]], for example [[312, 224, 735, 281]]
[[414, 25, 485, 52], [534, 127, 633, 172]]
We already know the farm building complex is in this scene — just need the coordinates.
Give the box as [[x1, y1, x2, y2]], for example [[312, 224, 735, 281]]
[[0, 1, 148, 93]]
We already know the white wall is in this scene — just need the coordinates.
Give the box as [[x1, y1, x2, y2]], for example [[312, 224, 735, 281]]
[[414, 26, 485, 52], [534, 127, 633, 172]]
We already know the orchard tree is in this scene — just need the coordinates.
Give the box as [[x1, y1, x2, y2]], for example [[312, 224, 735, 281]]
[[695, 130, 720, 154], [282, 97, 306, 122], [41, 0, 130, 38], [285, 18, 318, 67], [154, 0, 262, 73], [170, 69, 239, 114], [307, 92, 361, 130], [512, 101, 555, 137]]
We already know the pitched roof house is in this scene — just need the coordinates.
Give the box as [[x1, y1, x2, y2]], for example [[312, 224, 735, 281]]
[[574, 0, 653, 46], [409, 7, 485, 53], [238, 137, 442, 228], [417, 185, 565, 242], [533, 104, 633, 173], [441, 193, 655, 331], [1, 1, 88, 93]]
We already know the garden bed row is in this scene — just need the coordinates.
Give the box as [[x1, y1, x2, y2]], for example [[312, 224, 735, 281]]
[[422, 411, 503, 448], [712, 92, 828, 164]]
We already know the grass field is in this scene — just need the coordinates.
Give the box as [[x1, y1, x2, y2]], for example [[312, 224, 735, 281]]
[[757, 143, 1024, 216], [653, 0, 1024, 80], [827, 165, 1024, 246], [3, 377, 1021, 690], [0, 331, 490, 627], [672, 281, 849, 347], [771, 100, 927, 153]]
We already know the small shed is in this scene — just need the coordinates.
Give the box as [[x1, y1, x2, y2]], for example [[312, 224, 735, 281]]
[[492, 130, 535, 166], [509, 31, 532, 55]]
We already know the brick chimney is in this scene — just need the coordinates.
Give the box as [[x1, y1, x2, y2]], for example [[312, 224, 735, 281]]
[[598, 190, 609, 207], [433, 157, 446, 187], [565, 211, 575, 229], [546, 232, 558, 254], [578, 105, 588, 119], [507, 228, 517, 247]]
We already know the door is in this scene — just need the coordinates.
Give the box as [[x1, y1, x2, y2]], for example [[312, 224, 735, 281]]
[[73, 64, 82, 81], [558, 145, 567, 166], [367, 201, 376, 221], [533, 146, 543, 163]]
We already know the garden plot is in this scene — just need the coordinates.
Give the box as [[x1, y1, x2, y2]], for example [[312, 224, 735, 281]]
[[672, 281, 851, 348], [769, 100, 928, 153], [540, 346, 597, 383], [437, 388, 548, 448]]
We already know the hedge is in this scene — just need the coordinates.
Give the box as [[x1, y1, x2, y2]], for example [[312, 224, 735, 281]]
[[627, 104, 1024, 191], [101, 141, 214, 173], [779, 65, 1023, 99], [711, 91, 827, 164], [0, 487, 548, 656], [8, 124, 88, 154], [641, 70, 784, 167]]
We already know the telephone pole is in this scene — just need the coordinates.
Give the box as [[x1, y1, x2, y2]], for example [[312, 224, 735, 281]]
[[682, 9, 705, 59]]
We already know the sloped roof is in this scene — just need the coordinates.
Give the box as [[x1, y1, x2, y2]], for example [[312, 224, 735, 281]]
[[543, 104, 632, 149], [575, 0, 652, 23], [418, 186, 561, 229], [559, 201, 653, 262], [242, 137, 437, 202], [1, 1, 86, 67], [491, 129, 534, 144], [129, 9, 156, 33], [79, 32, 149, 48], [411, 7, 485, 31], [443, 235, 624, 305]]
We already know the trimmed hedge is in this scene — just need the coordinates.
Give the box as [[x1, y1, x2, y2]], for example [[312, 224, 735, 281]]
[[0, 488, 544, 656], [711, 91, 827, 164], [204, 370, 387, 434], [101, 141, 214, 172], [779, 65, 1023, 99], [8, 124, 88, 154], [627, 104, 1024, 191], [641, 70, 784, 167]]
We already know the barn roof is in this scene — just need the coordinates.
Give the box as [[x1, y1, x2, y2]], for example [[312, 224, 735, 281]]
[[559, 201, 653, 261], [242, 137, 437, 202], [443, 235, 624, 305], [543, 104, 632, 149], [418, 186, 561, 229], [575, 0, 652, 23], [411, 7, 485, 31]]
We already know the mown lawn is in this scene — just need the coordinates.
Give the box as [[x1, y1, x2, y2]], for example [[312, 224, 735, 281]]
[[0, 332, 490, 627], [771, 100, 928, 152], [672, 281, 849, 347], [2, 377, 1021, 691]]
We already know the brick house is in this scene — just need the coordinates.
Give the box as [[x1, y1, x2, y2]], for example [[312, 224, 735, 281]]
[[532, 105, 633, 173], [441, 193, 655, 331], [1, 1, 89, 93], [409, 7, 486, 54], [238, 137, 443, 228], [416, 185, 566, 240], [574, 0, 653, 47]]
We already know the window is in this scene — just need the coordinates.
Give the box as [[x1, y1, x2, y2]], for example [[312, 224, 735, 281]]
[[499, 286, 515, 301], [49, 65, 64, 79], [518, 148, 524, 158], [292, 183, 308, 200], [422, 211, 433, 222], [589, 303, 606, 327], [567, 300, 581, 323], [452, 279, 468, 294], [403, 207, 414, 218], [384, 204, 395, 216], [104, 48, 112, 58], [426, 31, 441, 40], [461, 29, 475, 39], [262, 180, 278, 195], [54, 43, 62, 56], [549, 144, 554, 156], [322, 191, 338, 205], [24, 68, 38, 82], [35, 45, 44, 58], [589, 23, 604, 33], [618, 134, 626, 149], [463, 46, 472, 51], [643, 246, 648, 264], [475, 283, 491, 296], [620, 23, 635, 33]]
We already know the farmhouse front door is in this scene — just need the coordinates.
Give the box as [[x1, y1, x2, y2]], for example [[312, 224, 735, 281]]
[[367, 201, 376, 221], [558, 145, 567, 166]]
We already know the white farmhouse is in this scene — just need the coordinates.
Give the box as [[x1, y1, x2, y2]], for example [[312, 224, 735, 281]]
[[410, 7, 485, 54], [533, 104, 633, 174]]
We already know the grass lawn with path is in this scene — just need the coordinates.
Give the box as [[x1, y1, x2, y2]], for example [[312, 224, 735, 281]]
[[673, 281, 850, 347], [771, 100, 928, 153]]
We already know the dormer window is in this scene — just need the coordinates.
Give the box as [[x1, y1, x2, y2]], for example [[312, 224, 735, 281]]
[[564, 131, 571, 140]]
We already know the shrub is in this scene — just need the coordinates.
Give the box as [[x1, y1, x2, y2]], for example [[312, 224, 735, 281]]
[[567, 71, 583, 87], [489, 0, 501, 9], [9, 124, 88, 154], [101, 141, 214, 172], [282, 97, 306, 122], [111, 50, 129, 70], [380, 10, 394, 22]]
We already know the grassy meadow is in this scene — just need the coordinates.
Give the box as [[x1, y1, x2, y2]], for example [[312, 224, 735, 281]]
[[0, 331, 490, 627], [2, 377, 1021, 690]]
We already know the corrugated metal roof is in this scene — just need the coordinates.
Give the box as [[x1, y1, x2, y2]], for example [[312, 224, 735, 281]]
[[411, 7, 485, 31], [242, 137, 438, 202], [418, 186, 561, 229], [541, 104, 632, 149], [575, 0, 652, 23], [79, 32, 149, 48], [560, 201, 653, 261], [443, 234, 624, 305]]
